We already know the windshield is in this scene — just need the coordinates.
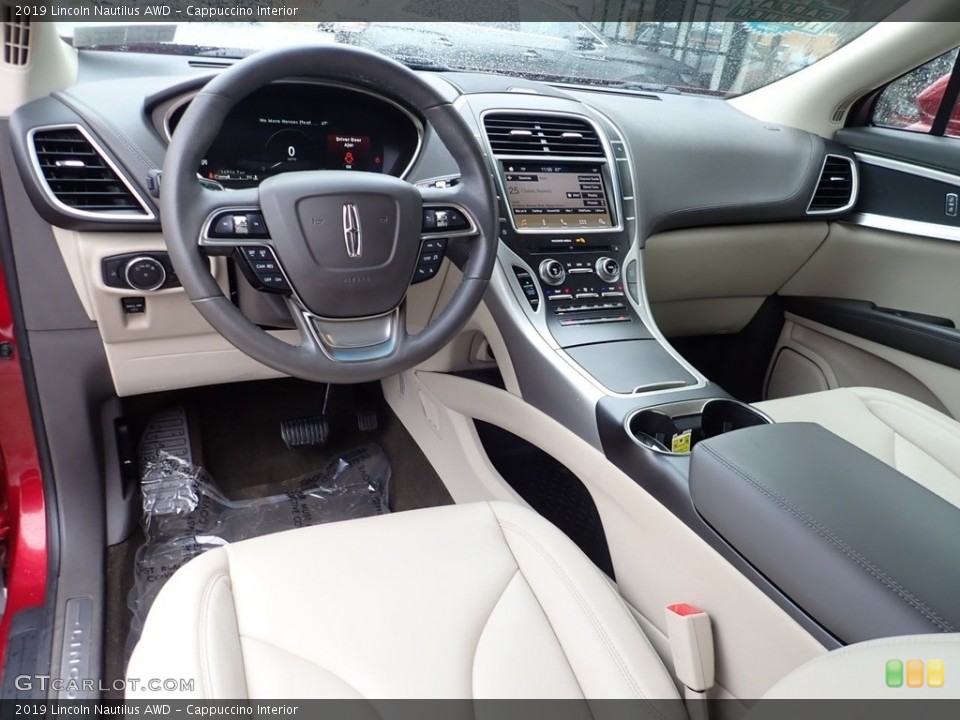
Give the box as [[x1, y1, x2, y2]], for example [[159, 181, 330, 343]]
[[59, 20, 875, 97]]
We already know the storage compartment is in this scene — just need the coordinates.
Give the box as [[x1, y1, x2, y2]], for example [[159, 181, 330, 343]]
[[626, 397, 770, 454], [564, 339, 697, 394]]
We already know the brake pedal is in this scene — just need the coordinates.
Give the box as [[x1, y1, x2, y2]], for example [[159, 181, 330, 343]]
[[280, 415, 329, 448]]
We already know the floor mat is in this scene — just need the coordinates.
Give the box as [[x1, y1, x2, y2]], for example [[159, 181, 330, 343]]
[[127, 443, 391, 658], [106, 379, 454, 692], [122, 379, 452, 510]]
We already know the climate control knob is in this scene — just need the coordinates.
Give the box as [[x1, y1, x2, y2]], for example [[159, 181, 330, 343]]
[[538, 259, 566, 287], [595, 256, 621, 283], [124, 256, 167, 292]]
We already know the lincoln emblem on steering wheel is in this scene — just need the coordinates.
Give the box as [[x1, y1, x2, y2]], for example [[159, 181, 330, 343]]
[[342, 203, 362, 259]]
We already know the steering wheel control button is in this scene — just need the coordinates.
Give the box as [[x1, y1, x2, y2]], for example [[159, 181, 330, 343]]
[[247, 213, 269, 237], [595, 256, 621, 283], [422, 207, 470, 234], [121, 297, 146, 314], [236, 246, 290, 293], [258, 274, 291, 291], [539, 258, 566, 286], [124, 257, 167, 292], [209, 212, 270, 239], [213, 214, 235, 236], [422, 209, 437, 231], [412, 237, 447, 284], [242, 246, 273, 261], [251, 260, 279, 273]]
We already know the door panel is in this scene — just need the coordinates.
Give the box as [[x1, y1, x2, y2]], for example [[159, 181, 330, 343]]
[[775, 126, 960, 416]]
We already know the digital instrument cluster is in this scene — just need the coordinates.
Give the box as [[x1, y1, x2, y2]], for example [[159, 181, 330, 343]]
[[166, 84, 421, 188]]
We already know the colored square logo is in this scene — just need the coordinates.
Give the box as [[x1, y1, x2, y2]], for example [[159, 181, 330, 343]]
[[888, 659, 944, 688], [886, 659, 903, 688], [906, 659, 924, 688], [928, 660, 945, 688]]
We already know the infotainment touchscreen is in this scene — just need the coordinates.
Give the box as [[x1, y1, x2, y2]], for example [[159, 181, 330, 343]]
[[501, 162, 613, 230]]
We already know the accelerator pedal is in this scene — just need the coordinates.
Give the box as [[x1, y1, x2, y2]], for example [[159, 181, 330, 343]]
[[353, 383, 380, 432]]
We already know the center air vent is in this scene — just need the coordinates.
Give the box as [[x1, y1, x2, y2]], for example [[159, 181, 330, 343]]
[[31, 126, 152, 218], [808, 155, 856, 214], [484, 114, 605, 157]]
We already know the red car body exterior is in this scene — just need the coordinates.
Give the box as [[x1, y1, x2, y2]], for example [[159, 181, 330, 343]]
[[906, 73, 960, 134], [0, 259, 48, 671]]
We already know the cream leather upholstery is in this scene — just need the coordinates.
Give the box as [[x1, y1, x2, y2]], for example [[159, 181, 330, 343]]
[[755, 387, 960, 508], [127, 501, 681, 700], [759, 633, 960, 699]]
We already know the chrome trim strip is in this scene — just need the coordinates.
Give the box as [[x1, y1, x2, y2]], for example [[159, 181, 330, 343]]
[[304, 307, 400, 361], [478, 108, 625, 235], [161, 80, 424, 182], [855, 151, 960, 186], [26, 124, 155, 222], [806, 153, 858, 216], [843, 153, 960, 242], [585, 103, 708, 393], [846, 212, 960, 243]]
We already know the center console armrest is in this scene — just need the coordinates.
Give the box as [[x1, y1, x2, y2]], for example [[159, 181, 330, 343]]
[[690, 423, 960, 643]]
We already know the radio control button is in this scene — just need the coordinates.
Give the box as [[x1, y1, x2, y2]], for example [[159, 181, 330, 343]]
[[539, 259, 566, 286], [595, 257, 621, 283]]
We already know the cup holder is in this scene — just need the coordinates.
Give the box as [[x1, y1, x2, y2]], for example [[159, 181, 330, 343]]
[[626, 398, 771, 455]]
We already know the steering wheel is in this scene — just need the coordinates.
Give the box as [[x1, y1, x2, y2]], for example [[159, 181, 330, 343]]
[[161, 45, 497, 383]]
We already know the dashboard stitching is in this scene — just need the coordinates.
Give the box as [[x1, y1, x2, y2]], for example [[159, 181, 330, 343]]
[[55, 91, 160, 175]]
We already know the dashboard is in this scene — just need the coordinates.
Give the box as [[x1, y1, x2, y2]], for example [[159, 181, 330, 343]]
[[164, 83, 422, 188], [4, 55, 857, 399]]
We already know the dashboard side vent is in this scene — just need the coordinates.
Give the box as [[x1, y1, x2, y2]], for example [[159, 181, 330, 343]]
[[807, 155, 856, 213], [484, 114, 605, 157], [2, 10, 30, 66], [31, 126, 152, 217]]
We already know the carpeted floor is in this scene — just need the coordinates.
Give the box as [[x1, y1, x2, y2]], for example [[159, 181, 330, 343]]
[[104, 379, 452, 696]]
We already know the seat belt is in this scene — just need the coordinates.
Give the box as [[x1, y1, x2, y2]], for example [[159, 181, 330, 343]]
[[665, 603, 715, 720]]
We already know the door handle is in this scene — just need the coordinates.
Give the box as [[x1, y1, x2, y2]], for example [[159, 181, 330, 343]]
[[435, 37, 454, 47]]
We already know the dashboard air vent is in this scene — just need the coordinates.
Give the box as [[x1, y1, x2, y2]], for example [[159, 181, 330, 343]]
[[31, 127, 151, 217], [808, 155, 856, 213], [484, 114, 604, 157], [2, 10, 29, 66]]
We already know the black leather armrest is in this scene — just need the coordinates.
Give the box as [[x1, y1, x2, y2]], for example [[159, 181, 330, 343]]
[[690, 423, 960, 644]]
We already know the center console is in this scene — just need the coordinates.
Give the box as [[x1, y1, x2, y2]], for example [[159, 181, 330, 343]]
[[465, 97, 857, 647], [482, 109, 700, 396]]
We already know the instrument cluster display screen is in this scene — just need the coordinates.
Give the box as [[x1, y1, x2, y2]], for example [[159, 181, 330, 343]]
[[502, 162, 613, 230], [167, 84, 420, 189]]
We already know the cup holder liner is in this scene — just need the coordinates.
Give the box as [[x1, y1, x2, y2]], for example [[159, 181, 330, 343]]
[[628, 399, 770, 455]]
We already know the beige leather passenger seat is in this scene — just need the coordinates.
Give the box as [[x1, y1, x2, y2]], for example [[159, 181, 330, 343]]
[[755, 386, 960, 508], [128, 499, 960, 701]]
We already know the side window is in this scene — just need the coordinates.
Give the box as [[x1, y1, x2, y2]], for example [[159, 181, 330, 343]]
[[873, 48, 959, 134]]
